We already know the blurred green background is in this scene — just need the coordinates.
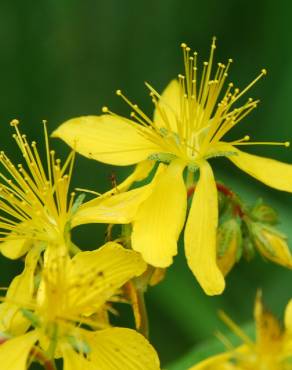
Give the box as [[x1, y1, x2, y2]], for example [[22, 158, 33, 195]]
[[0, 1, 292, 369]]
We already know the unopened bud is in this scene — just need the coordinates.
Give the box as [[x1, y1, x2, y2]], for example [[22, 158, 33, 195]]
[[250, 199, 278, 225], [217, 218, 242, 276], [252, 223, 292, 268]]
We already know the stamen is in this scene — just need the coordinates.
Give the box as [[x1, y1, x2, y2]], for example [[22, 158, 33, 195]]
[[219, 310, 255, 347], [234, 140, 290, 147]]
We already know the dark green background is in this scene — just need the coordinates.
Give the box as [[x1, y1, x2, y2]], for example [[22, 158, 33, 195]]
[[0, 1, 291, 369]]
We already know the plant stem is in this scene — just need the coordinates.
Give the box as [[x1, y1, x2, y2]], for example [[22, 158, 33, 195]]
[[136, 288, 149, 339]]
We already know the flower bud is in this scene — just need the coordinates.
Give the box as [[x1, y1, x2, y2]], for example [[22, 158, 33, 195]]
[[217, 218, 242, 276], [250, 199, 278, 225], [252, 223, 292, 268]]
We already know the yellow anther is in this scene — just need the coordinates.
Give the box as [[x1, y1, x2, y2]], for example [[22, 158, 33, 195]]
[[180, 42, 187, 48], [285, 141, 290, 147], [116, 89, 122, 96], [10, 119, 19, 126], [261, 68, 267, 75], [102, 106, 109, 113]]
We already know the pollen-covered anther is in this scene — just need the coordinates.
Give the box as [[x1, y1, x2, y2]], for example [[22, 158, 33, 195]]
[[284, 141, 290, 147], [10, 119, 19, 127], [101, 106, 109, 113], [116, 89, 122, 96], [261, 68, 267, 75]]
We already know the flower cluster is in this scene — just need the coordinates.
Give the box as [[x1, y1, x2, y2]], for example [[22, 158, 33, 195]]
[[1, 39, 292, 369], [0, 121, 159, 369]]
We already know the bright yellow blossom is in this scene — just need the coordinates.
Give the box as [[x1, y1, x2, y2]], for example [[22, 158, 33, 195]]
[[0, 120, 78, 259], [189, 293, 292, 370], [53, 39, 292, 295], [0, 243, 160, 370]]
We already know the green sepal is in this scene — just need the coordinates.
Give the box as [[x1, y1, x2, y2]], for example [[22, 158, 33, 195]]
[[20, 308, 40, 328], [250, 198, 278, 225], [67, 335, 91, 355], [71, 193, 86, 215], [252, 222, 287, 240]]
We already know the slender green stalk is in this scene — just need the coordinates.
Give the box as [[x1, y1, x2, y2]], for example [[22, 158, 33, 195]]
[[136, 288, 149, 339]]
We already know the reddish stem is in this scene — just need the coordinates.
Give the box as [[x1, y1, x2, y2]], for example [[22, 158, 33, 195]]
[[30, 347, 57, 370]]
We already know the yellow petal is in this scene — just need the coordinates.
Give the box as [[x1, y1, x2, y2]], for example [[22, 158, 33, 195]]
[[254, 291, 282, 351], [184, 161, 225, 295], [132, 159, 187, 267], [52, 115, 161, 165], [188, 345, 249, 370], [0, 330, 39, 370], [86, 327, 160, 370], [67, 242, 147, 314], [63, 346, 96, 370], [220, 143, 292, 192], [284, 299, 292, 332], [72, 184, 153, 227], [153, 79, 181, 133], [1, 237, 32, 260], [0, 246, 41, 335]]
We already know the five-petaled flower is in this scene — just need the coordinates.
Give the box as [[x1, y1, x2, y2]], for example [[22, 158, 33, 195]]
[[53, 38, 292, 295]]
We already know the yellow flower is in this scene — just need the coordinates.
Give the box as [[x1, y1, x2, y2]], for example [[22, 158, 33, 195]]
[[0, 120, 80, 259], [189, 293, 292, 370], [0, 243, 160, 370], [53, 39, 292, 295]]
